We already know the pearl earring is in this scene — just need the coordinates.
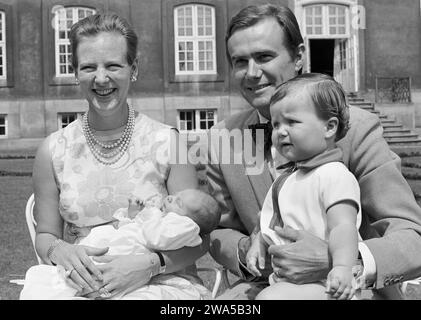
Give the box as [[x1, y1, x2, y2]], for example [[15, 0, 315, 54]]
[[131, 75, 137, 82]]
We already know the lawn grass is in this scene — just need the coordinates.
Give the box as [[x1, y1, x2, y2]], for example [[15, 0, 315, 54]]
[[1, 157, 421, 299], [0, 176, 36, 300]]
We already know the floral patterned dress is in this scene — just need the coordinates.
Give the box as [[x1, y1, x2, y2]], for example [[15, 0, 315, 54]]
[[49, 112, 174, 240]]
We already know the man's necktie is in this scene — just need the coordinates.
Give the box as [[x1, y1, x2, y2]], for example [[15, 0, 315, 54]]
[[248, 122, 273, 155]]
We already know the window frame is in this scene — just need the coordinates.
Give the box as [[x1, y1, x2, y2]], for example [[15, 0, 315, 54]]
[[57, 112, 83, 129], [43, 0, 104, 87], [178, 110, 196, 131], [339, 39, 347, 70], [174, 4, 217, 75], [304, 4, 350, 39], [54, 6, 96, 78], [0, 10, 6, 80], [163, 0, 227, 83], [177, 109, 217, 132], [0, 114, 7, 138], [0, 3, 14, 88]]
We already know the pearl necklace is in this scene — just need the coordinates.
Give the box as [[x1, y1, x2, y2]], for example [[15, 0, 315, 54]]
[[82, 105, 135, 165]]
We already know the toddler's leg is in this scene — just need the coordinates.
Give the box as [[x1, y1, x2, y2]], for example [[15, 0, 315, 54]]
[[256, 281, 328, 300]]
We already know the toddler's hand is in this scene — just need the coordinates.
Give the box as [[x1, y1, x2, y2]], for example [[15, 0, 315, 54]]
[[326, 265, 356, 300], [127, 197, 144, 219], [246, 232, 267, 277]]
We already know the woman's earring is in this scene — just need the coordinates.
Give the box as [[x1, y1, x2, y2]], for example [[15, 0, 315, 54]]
[[295, 59, 303, 72], [75, 78, 80, 85], [131, 75, 137, 82]]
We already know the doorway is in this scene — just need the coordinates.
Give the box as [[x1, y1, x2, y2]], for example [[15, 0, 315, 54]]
[[309, 39, 334, 76]]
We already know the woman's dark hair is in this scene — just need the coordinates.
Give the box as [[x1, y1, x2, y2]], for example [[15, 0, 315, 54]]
[[69, 13, 138, 69], [270, 73, 350, 141], [225, 4, 303, 65]]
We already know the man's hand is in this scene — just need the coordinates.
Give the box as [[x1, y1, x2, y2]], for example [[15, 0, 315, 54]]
[[268, 226, 330, 284]]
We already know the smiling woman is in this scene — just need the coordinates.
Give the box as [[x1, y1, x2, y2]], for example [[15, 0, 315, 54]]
[[76, 32, 134, 123], [20, 13, 211, 300]]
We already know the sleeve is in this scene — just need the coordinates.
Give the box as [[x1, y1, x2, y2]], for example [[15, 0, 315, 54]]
[[341, 108, 421, 288], [318, 163, 361, 229], [141, 212, 202, 251], [206, 127, 250, 278]]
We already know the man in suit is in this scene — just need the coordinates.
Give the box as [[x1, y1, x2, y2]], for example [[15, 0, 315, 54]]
[[207, 4, 421, 299]]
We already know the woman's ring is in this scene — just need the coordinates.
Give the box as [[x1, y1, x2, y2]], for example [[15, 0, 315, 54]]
[[65, 268, 75, 278]]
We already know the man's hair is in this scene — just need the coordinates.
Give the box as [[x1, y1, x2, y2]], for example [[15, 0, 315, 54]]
[[186, 190, 221, 235], [270, 73, 350, 141], [225, 4, 303, 65], [69, 13, 138, 69]]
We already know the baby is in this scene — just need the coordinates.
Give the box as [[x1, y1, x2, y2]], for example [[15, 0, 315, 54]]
[[20, 189, 221, 300], [247, 73, 363, 300], [81, 188, 221, 256]]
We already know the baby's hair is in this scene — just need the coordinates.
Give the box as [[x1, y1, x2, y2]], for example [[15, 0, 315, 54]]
[[270, 73, 350, 140], [188, 190, 221, 235]]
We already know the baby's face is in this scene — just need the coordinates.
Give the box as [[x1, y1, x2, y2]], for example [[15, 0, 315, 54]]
[[270, 91, 329, 162], [162, 190, 197, 217]]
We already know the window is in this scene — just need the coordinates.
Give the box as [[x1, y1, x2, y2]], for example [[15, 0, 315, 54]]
[[178, 109, 217, 131], [305, 5, 323, 35], [328, 5, 346, 35], [0, 11, 6, 79], [54, 6, 95, 77], [0, 114, 7, 137], [305, 4, 348, 37], [174, 4, 216, 75], [58, 112, 83, 128]]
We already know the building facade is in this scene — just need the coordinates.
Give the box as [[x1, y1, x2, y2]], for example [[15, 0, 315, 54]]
[[0, 0, 420, 151]]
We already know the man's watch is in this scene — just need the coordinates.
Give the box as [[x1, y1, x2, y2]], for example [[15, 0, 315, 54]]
[[155, 251, 166, 274]]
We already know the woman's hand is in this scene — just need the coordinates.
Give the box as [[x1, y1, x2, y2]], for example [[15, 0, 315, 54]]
[[50, 241, 109, 293], [91, 253, 157, 299]]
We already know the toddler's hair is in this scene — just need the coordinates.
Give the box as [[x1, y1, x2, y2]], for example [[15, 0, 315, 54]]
[[270, 73, 350, 140]]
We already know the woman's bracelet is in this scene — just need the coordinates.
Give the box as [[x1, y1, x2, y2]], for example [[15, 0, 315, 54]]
[[47, 238, 64, 265]]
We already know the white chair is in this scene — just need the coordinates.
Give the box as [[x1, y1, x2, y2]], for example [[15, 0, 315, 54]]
[[23, 193, 227, 299], [25, 193, 42, 264]]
